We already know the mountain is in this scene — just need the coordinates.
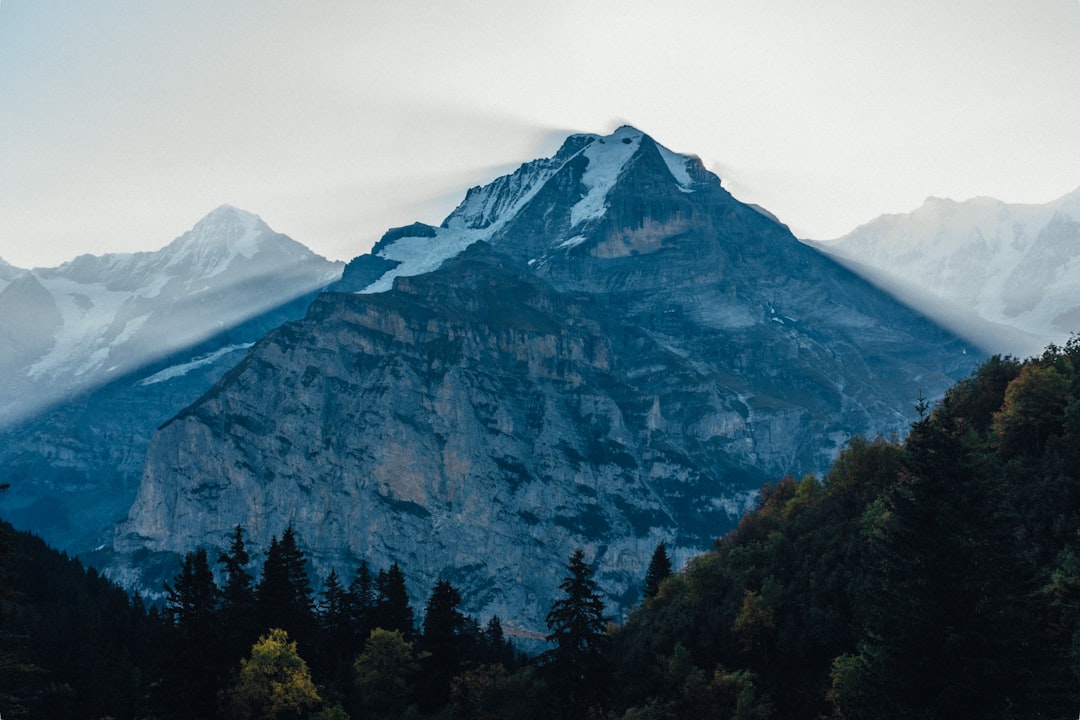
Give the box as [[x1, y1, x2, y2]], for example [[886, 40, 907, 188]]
[[107, 127, 978, 629], [0, 205, 343, 426], [811, 188, 1080, 357], [0, 207, 343, 553]]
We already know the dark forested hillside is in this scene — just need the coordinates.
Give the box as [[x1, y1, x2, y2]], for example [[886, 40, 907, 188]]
[[3, 340, 1079, 719], [610, 341, 1080, 719]]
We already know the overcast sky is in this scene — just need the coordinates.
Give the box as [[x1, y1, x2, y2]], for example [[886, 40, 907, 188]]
[[2, 0, 1079, 269]]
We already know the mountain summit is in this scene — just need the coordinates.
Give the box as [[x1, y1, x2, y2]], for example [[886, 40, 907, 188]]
[[112, 128, 979, 628], [338, 126, 715, 293]]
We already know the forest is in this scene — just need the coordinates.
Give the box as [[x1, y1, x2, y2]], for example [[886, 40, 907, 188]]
[[2, 339, 1079, 720]]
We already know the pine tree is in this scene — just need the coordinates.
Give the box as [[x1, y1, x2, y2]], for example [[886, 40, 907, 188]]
[[318, 568, 353, 683], [418, 579, 467, 710], [162, 548, 222, 717], [545, 548, 609, 718], [373, 562, 414, 638], [643, 541, 673, 599], [164, 548, 219, 640], [218, 524, 257, 658], [257, 528, 316, 648], [834, 405, 1042, 720], [349, 559, 376, 645]]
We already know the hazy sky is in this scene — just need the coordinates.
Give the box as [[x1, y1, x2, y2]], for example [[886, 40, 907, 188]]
[[3, 0, 1079, 268]]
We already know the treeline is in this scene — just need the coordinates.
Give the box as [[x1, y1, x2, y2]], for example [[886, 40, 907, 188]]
[[3, 340, 1080, 719], [1, 516, 620, 719]]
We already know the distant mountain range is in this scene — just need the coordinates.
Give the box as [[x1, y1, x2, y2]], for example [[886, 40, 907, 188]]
[[811, 188, 1080, 357], [104, 127, 975, 629]]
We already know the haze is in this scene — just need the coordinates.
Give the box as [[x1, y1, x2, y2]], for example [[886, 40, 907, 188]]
[[2, 0, 1079, 268]]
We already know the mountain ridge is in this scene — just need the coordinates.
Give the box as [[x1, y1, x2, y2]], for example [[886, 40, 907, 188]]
[[109, 127, 979, 629]]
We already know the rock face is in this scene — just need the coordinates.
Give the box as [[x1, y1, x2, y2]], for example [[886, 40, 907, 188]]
[[112, 127, 978, 629], [0, 207, 342, 553], [812, 188, 1080, 357]]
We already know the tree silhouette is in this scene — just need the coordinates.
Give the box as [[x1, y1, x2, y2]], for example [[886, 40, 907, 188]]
[[545, 548, 609, 718], [643, 541, 672, 599]]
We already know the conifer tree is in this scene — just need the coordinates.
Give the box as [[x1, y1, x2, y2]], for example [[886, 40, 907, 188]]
[[349, 559, 376, 646], [164, 548, 219, 640], [373, 562, 414, 638], [257, 528, 316, 648], [643, 541, 672, 599], [218, 524, 257, 657], [418, 579, 467, 710], [318, 568, 353, 682], [545, 548, 609, 718], [163, 548, 222, 717]]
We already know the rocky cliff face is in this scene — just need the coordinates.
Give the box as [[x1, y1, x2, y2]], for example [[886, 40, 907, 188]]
[[112, 127, 978, 629]]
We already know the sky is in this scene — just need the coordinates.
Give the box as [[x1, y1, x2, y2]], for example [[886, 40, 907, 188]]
[[2, 0, 1079, 269]]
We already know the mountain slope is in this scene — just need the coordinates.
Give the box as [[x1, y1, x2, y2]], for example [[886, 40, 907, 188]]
[[812, 188, 1080, 356], [111, 128, 978, 628]]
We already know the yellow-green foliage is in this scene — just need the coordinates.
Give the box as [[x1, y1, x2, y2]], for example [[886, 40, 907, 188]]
[[227, 628, 321, 720]]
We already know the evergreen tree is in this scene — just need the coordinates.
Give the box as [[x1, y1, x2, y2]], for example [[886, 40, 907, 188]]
[[480, 614, 518, 668], [257, 528, 316, 649], [418, 579, 467, 710], [218, 524, 257, 658], [318, 568, 353, 684], [832, 404, 1042, 720], [373, 562, 414, 638], [164, 548, 220, 641], [162, 548, 222, 718], [349, 559, 376, 646], [643, 541, 673, 599], [545, 548, 609, 718]]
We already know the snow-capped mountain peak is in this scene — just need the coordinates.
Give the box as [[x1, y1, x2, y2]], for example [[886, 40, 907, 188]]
[[163, 204, 280, 279], [0, 208, 342, 426], [816, 186, 1080, 356], [348, 126, 715, 293]]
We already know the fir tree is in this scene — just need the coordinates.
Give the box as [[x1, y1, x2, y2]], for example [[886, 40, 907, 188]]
[[545, 548, 609, 719], [349, 559, 376, 645], [218, 524, 257, 658], [164, 548, 219, 640], [257, 528, 316, 649], [162, 548, 222, 718], [418, 579, 467, 710], [318, 568, 354, 683], [643, 541, 672, 599], [373, 562, 414, 638]]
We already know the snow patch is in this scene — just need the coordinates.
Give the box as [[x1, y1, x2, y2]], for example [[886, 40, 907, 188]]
[[556, 235, 587, 250], [362, 228, 485, 293], [138, 344, 255, 386], [656, 144, 696, 192], [570, 127, 642, 227]]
